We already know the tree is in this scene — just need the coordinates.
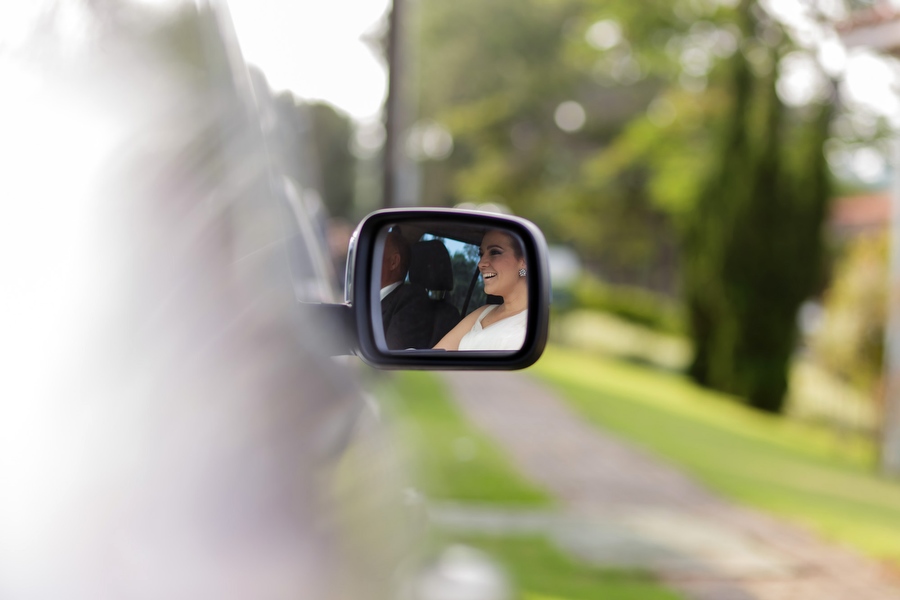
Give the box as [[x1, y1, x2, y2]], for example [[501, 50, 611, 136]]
[[682, 0, 832, 412], [449, 248, 486, 313], [411, 0, 678, 288], [273, 94, 357, 219], [813, 233, 887, 399], [410, 0, 837, 413]]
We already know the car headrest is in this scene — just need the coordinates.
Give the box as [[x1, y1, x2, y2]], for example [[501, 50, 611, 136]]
[[408, 239, 454, 292]]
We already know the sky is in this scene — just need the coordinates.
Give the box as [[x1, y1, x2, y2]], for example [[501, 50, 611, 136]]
[[227, 0, 391, 121]]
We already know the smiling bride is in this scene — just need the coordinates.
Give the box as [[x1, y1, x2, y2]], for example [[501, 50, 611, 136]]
[[434, 229, 528, 351]]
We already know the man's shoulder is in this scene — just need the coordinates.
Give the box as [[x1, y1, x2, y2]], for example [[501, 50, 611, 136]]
[[391, 282, 428, 300], [383, 282, 428, 309]]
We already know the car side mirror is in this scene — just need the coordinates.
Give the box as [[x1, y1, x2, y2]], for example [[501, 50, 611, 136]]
[[345, 208, 550, 369]]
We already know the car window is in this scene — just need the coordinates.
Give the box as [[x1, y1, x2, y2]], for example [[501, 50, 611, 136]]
[[420, 233, 487, 314]]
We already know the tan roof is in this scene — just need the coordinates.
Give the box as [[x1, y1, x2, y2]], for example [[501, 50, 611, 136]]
[[837, 3, 900, 31], [830, 192, 891, 233], [837, 3, 900, 53]]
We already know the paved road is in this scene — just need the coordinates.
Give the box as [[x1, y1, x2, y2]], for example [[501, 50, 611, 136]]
[[434, 371, 900, 600]]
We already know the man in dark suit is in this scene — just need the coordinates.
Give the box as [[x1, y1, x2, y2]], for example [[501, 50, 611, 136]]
[[380, 230, 433, 349]]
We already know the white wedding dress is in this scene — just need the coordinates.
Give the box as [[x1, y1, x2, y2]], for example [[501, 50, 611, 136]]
[[458, 305, 527, 351]]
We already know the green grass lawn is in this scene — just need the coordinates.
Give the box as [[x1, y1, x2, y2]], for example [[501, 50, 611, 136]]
[[531, 345, 900, 565], [432, 534, 685, 600], [376, 369, 683, 599], [377, 370, 552, 506], [556, 309, 877, 433]]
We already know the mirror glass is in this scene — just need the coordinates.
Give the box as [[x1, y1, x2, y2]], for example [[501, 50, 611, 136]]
[[375, 220, 529, 352]]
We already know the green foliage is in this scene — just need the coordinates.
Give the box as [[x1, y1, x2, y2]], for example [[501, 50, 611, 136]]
[[585, 85, 728, 219], [273, 95, 356, 219], [449, 250, 486, 314], [307, 102, 357, 218], [555, 309, 692, 372], [812, 233, 887, 396], [412, 0, 682, 285], [413, 0, 812, 297], [534, 346, 900, 565], [681, 3, 832, 413], [416, 0, 582, 217], [567, 276, 685, 335]]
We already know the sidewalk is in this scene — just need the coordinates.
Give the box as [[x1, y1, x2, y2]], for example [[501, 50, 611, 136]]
[[435, 371, 900, 600]]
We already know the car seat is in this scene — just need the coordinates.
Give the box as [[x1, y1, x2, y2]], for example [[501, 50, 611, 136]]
[[408, 239, 461, 346]]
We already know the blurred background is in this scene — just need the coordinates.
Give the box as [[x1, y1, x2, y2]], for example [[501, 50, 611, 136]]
[[228, 0, 898, 462], [226, 0, 900, 596], [231, 0, 900, 436]]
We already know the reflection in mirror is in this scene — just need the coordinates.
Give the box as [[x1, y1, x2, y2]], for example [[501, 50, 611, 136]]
[[377, 221, 527, 352]]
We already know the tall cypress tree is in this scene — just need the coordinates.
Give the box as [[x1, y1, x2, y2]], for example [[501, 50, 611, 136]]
[[683, 0, 832, 412]]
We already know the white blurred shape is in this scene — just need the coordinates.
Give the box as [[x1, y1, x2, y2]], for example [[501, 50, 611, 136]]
[[798, 300, 824, 338], [0, 58, 115, 394], [680, 46, 712, 76], [405, 120, 454, 161], [816, 0, 847, 21], [548, 246, 582, 288], [585, 19, 622, 51], [843, 51, 900, 121], [711, 27, 739, 58], [228, 0, 390, 120], [554, 101, 586, 133], [759, 0, 808, 35], [818, 34, 847, 78], [0, 3, 51, 47], [454, 202, 513, 215], [411, 546, 511, 600], [352, 117, 387, 158], [0, 51, 121, 589], [850, 147, 886, 184], [776, 51, 828, 107]]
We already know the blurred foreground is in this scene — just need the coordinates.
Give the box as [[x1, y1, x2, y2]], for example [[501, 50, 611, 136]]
[[381, 351, 900, 599], [0, 3, 408, 599]]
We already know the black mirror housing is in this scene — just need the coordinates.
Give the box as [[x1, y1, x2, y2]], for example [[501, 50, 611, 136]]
[[346, 208, 550, 369]]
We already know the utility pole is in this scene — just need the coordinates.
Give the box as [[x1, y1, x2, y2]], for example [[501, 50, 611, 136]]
[[838, 3, 900, 476], [885, 135, 900, 476], [383, 0, 419, 208]]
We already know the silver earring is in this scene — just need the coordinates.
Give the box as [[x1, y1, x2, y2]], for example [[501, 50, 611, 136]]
[[518, 268, 527, 277]]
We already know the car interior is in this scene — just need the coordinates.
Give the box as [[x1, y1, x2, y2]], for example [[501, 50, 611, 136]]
[[391, 221, 509, 346]]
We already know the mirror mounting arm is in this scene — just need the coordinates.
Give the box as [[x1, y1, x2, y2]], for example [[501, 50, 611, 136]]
[[299, 302, 358, 356]]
